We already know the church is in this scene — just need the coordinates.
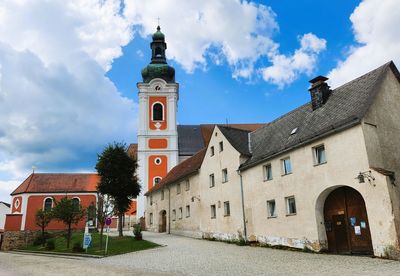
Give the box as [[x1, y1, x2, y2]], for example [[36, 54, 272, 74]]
[[141, 26, 400, 257]]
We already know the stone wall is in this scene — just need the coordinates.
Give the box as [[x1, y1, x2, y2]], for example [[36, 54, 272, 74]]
[[1, 230, 37, 251], [1, 230, 66, 251]]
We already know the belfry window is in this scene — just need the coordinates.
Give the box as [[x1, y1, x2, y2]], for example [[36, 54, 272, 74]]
[[153, 103, 163, 121], [155, 47, 162, 57]]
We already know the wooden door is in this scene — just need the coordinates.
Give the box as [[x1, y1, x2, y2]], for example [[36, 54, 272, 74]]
[[324, 186, 373, 255], [332, 214, 350, 253], [161, 211, 167, 232]]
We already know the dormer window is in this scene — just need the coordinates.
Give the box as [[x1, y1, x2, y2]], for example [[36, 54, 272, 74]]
[[290, 128, 298, 135]]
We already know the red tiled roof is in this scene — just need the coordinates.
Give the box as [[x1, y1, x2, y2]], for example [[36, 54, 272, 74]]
[[128, 143, 138, 160], [125, 200, 137, 215], [11, 173, 99, 195], [145, 148, 207, 195]]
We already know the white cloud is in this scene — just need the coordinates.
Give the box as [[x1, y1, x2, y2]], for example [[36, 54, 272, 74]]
[[261, 33, 327, 88], [125, 0, 325, 85], [328, 0, 400, 87], [0, 0, 137, 201], [125, 0, 279, 78]]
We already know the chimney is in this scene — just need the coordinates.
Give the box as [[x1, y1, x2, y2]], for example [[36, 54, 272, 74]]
[[309, 76, 331, 110]]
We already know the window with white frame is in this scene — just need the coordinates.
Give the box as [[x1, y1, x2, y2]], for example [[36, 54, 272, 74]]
[[179, 207, 183, 219], [210, 204, 216, 218], [43, 198, 53, 212], [72, 197, 80, 208], [186, 205, 190, 217], [177, 183, 181, 194], [154, 177, 161, 185], [282, 157, 292, 175], [286, 196, 297, 215], [210, 146, 215, 156], [219, 141, 224, 152], [313, 145, 327, 165], [263, 164, 272, 181], [224, 201, 230, 216], [172, 209, 176, 221], [150, 213, 153, 224], [185, 179, 190, 191], [161, 189, 164, 200], [267, 200, 277, 218], [222, 168, 228, 183], [209, 174, 215, 188], [152, 103, 163, 121]]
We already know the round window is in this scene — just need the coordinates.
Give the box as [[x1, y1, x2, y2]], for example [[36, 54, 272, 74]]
[[154, 157, 162, 165], [14, 198, 20, 209]]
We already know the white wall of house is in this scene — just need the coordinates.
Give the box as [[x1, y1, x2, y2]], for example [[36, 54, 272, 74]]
[[145, 70, 400, 256], [0, 203, 10, 230]]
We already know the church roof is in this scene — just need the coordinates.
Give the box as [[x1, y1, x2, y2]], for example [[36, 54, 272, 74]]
[[241, 61, 399, 170], [145, 148, 207, 195], [11, 173, 99, 195]]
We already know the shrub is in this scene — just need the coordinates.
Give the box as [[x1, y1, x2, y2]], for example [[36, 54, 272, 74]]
[[133, 223, 142, 240], [72, 242, 84, 253], [33, 236, 46, 246], [46, 239, 55, 250]]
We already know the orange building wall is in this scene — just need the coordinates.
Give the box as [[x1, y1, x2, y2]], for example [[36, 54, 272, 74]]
[[148, 155, 168, 190], [11, 196, 22, 213], [148, 138, 168, 149], [149, 96, 167, 130], [24, 194, 97, 231], [4, 214, 22, 231]]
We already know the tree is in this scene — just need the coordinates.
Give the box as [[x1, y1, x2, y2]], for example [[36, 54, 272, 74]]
[[35, 209, 52, 245], [52, 197, 85, 248], [96, 194, 113, 250], [96, 142, 141, 237]]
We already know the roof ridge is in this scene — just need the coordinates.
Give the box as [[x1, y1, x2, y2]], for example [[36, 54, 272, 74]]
[[217, 125, 251, 133]]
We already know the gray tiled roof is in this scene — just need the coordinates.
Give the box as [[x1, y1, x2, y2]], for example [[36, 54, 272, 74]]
[[218, 126, 251, 156], [177, 125, 205, 156], [241, 61, 397, 170]]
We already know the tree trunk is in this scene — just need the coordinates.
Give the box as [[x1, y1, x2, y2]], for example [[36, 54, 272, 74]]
[[100, 225, 104, 250], [42, 224, 45, 245], [118, 212, 123, 237], [67, 223, 72, 248]]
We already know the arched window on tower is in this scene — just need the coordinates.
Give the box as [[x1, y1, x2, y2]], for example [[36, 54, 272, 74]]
[[44, 198, 53, 212], [155, 47, 162, 57], [153, 103, 163, 121]]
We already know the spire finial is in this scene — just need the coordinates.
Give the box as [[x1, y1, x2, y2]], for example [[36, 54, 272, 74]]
[[157, 17, 160, 30]]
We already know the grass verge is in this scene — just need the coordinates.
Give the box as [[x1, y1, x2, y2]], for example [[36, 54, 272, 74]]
[[23, 232, 159, 256]]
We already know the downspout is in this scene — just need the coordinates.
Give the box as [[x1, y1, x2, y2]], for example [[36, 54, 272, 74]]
[[237, 169, 247, 241], [167, 186, 171, 234]]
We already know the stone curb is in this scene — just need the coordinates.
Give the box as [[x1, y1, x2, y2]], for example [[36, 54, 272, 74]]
[[9, 249, 104, 259]]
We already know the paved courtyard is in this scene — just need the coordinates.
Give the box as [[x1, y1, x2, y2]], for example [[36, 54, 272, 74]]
[[1, 231, 400, 275]]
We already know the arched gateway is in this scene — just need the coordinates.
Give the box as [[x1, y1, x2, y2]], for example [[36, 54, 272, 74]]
[[323, 186, 373, 254], [159, 210, 167, 233]]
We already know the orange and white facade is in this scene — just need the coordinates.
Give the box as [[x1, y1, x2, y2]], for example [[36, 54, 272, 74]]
[[4, 173, 98, 231], [136, 78, 179, 218]]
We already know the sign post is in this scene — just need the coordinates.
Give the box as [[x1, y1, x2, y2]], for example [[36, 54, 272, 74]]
[[83, 223, 92, 253], [105, 217, 112, 255]]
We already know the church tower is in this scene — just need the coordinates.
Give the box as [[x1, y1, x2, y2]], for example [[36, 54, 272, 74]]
[[136, 26, 179, 218]]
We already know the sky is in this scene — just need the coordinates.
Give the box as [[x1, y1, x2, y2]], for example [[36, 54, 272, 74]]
[[1, 0, 400, 202]]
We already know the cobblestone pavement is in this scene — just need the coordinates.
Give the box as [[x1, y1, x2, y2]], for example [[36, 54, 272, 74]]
[[1, 231, 400, 275]]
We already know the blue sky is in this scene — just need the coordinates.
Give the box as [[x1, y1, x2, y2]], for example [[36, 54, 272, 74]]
[[108, 0, 359, 124], [1, 0, 400, 201]]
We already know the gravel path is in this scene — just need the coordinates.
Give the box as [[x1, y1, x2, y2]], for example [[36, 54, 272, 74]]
[[1, 231, 399, 275]]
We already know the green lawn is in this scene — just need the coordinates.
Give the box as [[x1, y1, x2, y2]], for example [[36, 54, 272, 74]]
[[24, 232, 160, 256]]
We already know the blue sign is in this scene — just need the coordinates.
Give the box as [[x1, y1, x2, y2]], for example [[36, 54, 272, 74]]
[[350, 217, 356, 226], [83, 233, 92, 249]]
